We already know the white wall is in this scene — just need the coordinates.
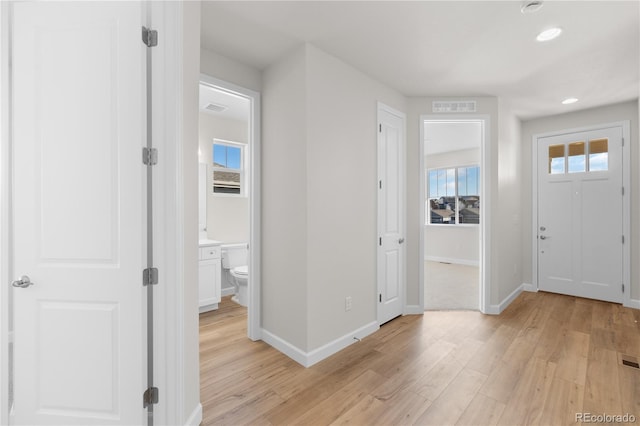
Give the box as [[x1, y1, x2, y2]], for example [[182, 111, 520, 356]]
[[262, 46, 309, 351], [262, 43, 407, 354], [181, 1, 201, 423], [198, 112, 249, 243], [305, 44, 406, 350], [496, 99, 522, 303], [425, 148, 480, 265], [200, 48, 261, 93], [521, 100, 639, 301]]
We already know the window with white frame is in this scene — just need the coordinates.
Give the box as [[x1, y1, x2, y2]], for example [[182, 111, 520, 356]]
[[427, 165, 480, 225], [212, 139, 246, 196]]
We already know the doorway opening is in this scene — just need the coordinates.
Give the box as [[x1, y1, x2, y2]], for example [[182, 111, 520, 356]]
[[197, 74, 261, 340], [420, 116, 489, 312]]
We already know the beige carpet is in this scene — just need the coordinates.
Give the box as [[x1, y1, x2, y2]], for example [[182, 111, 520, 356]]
[[424, 260, 479, 310]]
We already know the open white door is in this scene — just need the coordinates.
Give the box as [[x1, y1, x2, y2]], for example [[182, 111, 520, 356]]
[[11, 2, 147, 424], [377, 104, 406, 325], [537, 125, 624, 303]]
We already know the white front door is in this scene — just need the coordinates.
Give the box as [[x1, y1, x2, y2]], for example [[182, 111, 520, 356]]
[[537, 126, 623, 303], [11, 2, 146, 424], [377, 104, 406, 324]]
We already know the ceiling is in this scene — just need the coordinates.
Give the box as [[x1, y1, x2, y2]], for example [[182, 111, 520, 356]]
[[200, 1, 639, 120], [425, 120, 482, 155], [199, 83, 250, 122]]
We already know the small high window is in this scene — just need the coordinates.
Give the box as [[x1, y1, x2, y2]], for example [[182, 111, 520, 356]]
[[212, 139, 246, 196], [568, 142, 586, 173], [589, 138, 608, 171], [547, 138, 609, 175], [549, 144, 565, 174]]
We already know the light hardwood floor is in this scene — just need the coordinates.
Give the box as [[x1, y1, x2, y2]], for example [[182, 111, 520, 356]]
[[200, 292, 640, 425]]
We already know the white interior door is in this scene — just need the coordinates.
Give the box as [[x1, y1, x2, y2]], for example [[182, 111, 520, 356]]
[[11, 2, 146, 424], [377, 105, 405, 324], [537, 126, 623, 303]]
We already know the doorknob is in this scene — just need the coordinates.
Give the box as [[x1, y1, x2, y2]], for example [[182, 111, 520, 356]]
[[398, 238, 405, 244], [540, 235, 548, 240], [12, 275, 33, 288]]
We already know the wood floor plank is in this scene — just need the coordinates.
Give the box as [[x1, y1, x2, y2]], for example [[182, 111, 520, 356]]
[[617, 361, 640, 418], [200, 294, 640, 426], [289, 369, 386, 425], [456, 393, 505, 426], [465, 324, 518, 376], [415, 368, 487, 425], [538, 378, 583, 426], [583, 346, 623, 416], [495, 357, 557, 425]]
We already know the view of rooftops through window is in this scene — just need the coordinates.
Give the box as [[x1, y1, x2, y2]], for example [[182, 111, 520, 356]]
[[428, 165, 480, 225], [213, 141, 242, 194]]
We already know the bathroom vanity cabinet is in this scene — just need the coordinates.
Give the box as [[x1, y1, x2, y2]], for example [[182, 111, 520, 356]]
[[198, 240, 221, 312]]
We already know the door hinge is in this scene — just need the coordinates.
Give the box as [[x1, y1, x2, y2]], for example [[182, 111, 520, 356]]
[[622, 187, 625, 196], [143, 387, 159, 408], [143, 147, 158, 166], [622, 283, 625, 293], [622, 235, 625, 244], [143, 267, 158, 286], [379, 237, 382, 246], [142, 27, 158, 47], [622, 137, 625, 147], [379, 180, 382, 189], [379, 293, 382, 303], [379, 124, 382, 133]]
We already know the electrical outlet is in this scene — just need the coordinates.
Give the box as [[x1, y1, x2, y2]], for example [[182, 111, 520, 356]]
[[345, 296, 352, 311]]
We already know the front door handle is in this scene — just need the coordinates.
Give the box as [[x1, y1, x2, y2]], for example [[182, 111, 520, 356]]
[[540, 235, 549, 240], [12, 275, 33, 288], [398, 238, 405, 244]]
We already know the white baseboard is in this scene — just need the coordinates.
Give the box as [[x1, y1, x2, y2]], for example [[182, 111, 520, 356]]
[[306, 321, 379, 367], [625, 298, 640, 309], [485, 284, 524, 315], [404, 304, 423, 315], [262, 321, 380, 368], [198, 303, 218, 314], [185, 403, 202, 426], [522, 282, 537, 292], [424, 256, 479, 267], [261, 329, 308, 367], [221, 286, 235, 297]]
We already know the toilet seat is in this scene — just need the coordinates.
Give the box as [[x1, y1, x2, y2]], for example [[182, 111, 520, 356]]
[[232, 265, 248, 276]]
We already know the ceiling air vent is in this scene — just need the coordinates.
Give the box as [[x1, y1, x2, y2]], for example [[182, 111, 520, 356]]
[[204, 103, 228, 113], [432, 101, 477, 113]]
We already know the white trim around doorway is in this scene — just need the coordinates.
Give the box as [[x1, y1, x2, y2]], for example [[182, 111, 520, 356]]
[[531, 121, 631, 308], [199, 73, 262, 340], [419, 114, 491, 314]]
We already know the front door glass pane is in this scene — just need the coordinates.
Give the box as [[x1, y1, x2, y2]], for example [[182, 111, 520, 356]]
[[568, 142, 586, 173], [589, 138, 608, 171], [549, 144, 565, 174]]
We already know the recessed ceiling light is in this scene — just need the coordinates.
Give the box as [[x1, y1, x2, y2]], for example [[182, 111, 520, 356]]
[[521, 1, 544, 14], [562, 98, 578, 105], [536, 27, 562, 42]]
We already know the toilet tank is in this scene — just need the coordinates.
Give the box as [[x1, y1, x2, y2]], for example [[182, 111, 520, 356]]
[[221, 243, 248, 269]]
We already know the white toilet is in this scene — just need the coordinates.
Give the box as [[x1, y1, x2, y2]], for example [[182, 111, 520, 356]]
[[221, 244, 248, 307]]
